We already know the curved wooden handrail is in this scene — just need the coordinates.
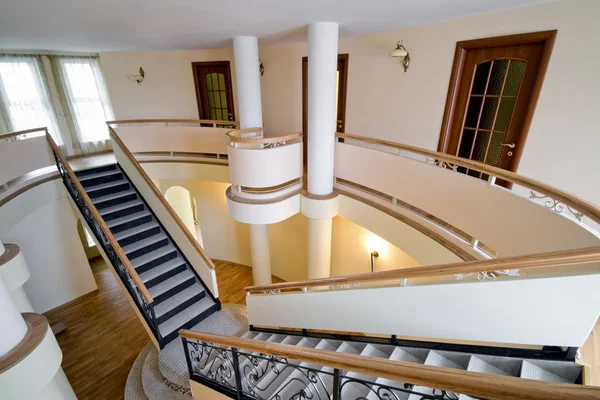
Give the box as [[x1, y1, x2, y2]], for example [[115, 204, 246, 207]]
[[179, 331, 600, 400], [337, 132, 600, 225], [245, 245, 600, 293], [227, 127, 303, 144], [108, 126, 215, 270], [107, 119, 240, 126], [0, 127, 48, 140], [46, 131, 153, 302]]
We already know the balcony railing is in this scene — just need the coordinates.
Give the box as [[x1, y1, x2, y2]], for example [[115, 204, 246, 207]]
[[226, 128, 303, 201]]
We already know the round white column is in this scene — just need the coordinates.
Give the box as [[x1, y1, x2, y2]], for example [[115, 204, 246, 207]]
[[0, 276, 28, 357], [307, 22, 339, 195], [233, 36, 263, 129], [0, 238, 6, 255], [307, 218, 333, 280], [249, 224, 272, 285]]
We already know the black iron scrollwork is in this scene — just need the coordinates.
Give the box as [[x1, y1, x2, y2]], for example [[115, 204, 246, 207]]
[[182, 338, 486, 400]]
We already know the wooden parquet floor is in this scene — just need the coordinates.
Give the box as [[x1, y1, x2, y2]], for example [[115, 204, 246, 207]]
[[44, 257, 279, 399]]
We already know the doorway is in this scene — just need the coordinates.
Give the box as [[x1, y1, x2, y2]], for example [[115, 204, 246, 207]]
[[192, 61, 236, 126], [438, 31, 556, 181], [302, 54, 349, 164]]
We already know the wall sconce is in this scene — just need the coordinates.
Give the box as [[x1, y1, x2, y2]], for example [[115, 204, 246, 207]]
[[259, 60, 265, 77], [370, 250, 379, 273], [389, 41, 410, 72], [129, 67, 145, 85]]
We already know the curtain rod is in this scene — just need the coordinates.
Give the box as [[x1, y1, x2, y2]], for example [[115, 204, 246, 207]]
[[0, 50, 99, 57]]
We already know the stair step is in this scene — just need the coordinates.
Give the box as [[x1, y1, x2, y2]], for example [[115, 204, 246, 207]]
[[158, 296, 216, 340], [100, 200, 145, 222], [154, 285, 206, 324], [457, 356, 515, 400], [149, 270, 195, 303], [115, 222, 161, 247], [139, 258, 187, 288], [87, 179, 130, 198], [75, 164, 117, 178], [107, 210, 152, 232], [520, 361, 570, 383], [94, 189, 138, 210], [80, 169, 123, 187], [123, 233, 170, 260], [342, 345, 392, 398], [132, 245, 178, 274], [408, 351, 465, 400]]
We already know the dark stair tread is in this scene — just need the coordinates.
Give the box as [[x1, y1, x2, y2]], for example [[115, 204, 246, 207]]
[[98, 199, 144, 216], [148, 270, 195, 298], [114, 221, 160, 241], [106, 210, 152, 228], [92, 189, 137, 205], [153, 285, 205, 319], [158, 296, 215, 337], [79, 169, 122, 182], [75, 164, 117, 177], [139, 257, 186, 283], [131, 245, 176, 268], [122, 233, 168, 254], [85, 178, 128, 192]]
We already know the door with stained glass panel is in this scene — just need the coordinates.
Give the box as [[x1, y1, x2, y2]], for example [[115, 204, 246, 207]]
[[192, 61, 236, 127], [439, 32, 556, 184]]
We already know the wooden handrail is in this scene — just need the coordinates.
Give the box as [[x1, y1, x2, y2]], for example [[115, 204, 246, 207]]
[[178, 331, 600, 400], [107, 119, 240, 126], [0, 127, 48, 140], [226, 127, 303, 144], [46, 131, 153, 302], [245, 245, 600, 293], [337, 132, 600, 225], [108, 126, 215, 270]]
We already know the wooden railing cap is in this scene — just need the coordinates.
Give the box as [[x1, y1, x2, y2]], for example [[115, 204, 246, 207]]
[[0, 127, 48, 141], [106, 119, 240, 126], [226, 127, 303, 145]]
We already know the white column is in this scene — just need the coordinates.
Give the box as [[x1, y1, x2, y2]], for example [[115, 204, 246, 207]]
[[307, 22, 339, 195], [233, 36, 263, 129], [0, 238, 5, 256], [0, 276, 28, 357], [307, 218, 333, 279], [249, 224, 272, 285]]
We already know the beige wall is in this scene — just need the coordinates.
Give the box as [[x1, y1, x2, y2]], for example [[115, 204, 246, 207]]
[[99, 49, 238, 120], [258, 0, 600, 206]]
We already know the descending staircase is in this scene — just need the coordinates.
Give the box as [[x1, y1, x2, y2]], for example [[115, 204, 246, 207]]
[[75, 163, 219, 345], [185, 329, 583, 400]]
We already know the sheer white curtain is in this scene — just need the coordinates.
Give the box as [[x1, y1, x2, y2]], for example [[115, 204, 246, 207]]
[[0, 54, 61, 143], [52, 56, 114, 154]]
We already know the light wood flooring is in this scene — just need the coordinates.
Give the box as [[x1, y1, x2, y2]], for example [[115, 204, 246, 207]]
[[43, 257, 280, 399]]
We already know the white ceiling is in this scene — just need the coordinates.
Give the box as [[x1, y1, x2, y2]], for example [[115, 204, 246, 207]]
[[0, 0, 550, 52]]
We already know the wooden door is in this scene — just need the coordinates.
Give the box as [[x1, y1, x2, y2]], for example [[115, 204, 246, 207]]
[[438, 31, 556, 181], [302, 54, 349, 164], [192, 61, 236, 126]]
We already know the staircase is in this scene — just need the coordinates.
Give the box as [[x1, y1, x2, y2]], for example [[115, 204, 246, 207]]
[[75, 163, 219, 345], [183, 329, 584, 400]]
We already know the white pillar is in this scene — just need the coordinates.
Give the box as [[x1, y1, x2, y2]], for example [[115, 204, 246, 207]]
[[307, 218, 333, 280], [307, 22, 339, 195], [0, 238, 5, 256], [249, 224, 272, 285], [0, 277, 28, 357], [233, 36, 263, 129]]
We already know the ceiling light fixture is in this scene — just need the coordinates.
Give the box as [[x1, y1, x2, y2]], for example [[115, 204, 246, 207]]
[[389, 41, 410, 72], [129, 67, 145, 85]]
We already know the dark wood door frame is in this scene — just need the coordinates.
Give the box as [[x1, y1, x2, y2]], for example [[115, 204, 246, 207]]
[[302, 54, 349, 163], [437, 30, 556, 172], [191, 61, 236, 121]]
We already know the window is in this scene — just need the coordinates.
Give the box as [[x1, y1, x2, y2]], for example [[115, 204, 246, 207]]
[[0, 55, 60, 141], [56, 57, 114, 145]]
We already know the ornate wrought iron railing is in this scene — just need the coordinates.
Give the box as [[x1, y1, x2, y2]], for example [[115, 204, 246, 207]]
[[46, 132, 162, 344], [181, 337, 472, 400], [180, 331, 598, 400]]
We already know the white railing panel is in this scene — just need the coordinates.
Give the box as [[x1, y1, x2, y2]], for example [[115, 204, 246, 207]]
[[335, 142, 600, 257], [113, 126, 230, 155], [247, 273, 600, 347], [228, 142, 303, 189], [0, 136, 54, 185]]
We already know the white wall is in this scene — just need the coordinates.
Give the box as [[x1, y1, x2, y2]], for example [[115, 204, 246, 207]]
[[99, 49, 239, 120], [258, 0, 600, 207], [0, 181, 97, 313]]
